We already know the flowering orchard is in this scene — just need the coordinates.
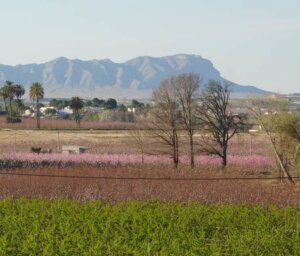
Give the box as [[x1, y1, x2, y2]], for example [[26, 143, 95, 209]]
[[0, 153, 275, 169]]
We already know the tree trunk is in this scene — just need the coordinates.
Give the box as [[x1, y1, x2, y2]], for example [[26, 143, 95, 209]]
[[174, 130, 179, 170], [171, 129, 178, 170], [173, 143, 177, 169], [270, 138, 294, 184], [222, 145, 227, 167], [36, 97, 40, 129], [16, 99, 21, 117], [76, 110, 80, 127], [9, 98, 12, 120], [3, 99, 8, 122], [189, 131, 194, 168], [3, 99, 8, 113]]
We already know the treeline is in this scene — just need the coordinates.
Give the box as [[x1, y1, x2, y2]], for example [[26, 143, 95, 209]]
[[0, 81, 25, 123], [49, 98, 146, 124], [0, 80, 147, 126], [147, 73, 244, 169], [0, 81, 44, 128], [50, 98, 145, 110], [147, 73, 299, 174]]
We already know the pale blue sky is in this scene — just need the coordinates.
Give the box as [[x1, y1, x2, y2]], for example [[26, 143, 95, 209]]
[[0, 0, 299, 92]]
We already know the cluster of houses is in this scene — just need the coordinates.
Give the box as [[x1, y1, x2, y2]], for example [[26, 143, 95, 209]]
[[22, 105, 138, 118], [23, 106, 72, 118], [23, 106, 102, 118]]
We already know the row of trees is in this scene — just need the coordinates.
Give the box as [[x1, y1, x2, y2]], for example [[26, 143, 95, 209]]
[[49, 98, 145, 124], [0, 79, 146, 128], [150, 73, 243, 169], [0, 81, 25, 123], [0, 81, 86, 128], [150, 74, 299, 178], [50, 98, 145, 111], [49, 98, 120, 110], [0, 81, 44, 126]]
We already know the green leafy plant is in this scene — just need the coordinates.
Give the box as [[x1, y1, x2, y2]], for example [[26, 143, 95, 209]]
[[0, 199, 300, 255]]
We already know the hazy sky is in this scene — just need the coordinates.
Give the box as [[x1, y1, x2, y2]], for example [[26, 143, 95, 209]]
[[0, 0, 299, 93]]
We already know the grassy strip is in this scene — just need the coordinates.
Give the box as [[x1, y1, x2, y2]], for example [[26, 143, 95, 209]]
[[0, 198, 299, 255]]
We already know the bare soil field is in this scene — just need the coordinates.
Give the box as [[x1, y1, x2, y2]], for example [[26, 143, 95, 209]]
[[0, 124, 290, 205], [0, 128, 271, 156], [0, 129, 158, 154]]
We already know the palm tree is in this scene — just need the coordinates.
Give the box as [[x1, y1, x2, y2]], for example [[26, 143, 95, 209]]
[[14, 84, 25, 115], [29, 82, 44, 129], [0, 81, 16, 122], [0, 86, 8, 113], [1, 81, 15, 119], [14, 84, 25, 100], [70, 97, 84, 126]]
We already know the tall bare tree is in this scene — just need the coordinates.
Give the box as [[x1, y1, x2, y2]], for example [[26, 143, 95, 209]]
[[249, 99, 295, 183], [174, 73, 200, 168], [197, 81, 243, 167], [130, 127, 146, 164], [276, 114, 300, 175], [151, 78, 180, 169]]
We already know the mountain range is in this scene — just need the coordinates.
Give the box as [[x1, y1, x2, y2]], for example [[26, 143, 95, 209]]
[[0, 54, 271, 99]]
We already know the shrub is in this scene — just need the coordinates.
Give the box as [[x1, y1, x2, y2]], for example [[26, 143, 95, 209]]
[[30, 147, 41, 154]]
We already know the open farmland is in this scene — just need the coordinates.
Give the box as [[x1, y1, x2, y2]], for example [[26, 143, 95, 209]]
[[0, 127, 272, 156], [1, 127, 299, 255], [0, 128, 143, 154], [0, 128, 299, 205]]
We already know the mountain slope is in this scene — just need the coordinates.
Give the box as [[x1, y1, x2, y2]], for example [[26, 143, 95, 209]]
[[0, 54, 271, 98]]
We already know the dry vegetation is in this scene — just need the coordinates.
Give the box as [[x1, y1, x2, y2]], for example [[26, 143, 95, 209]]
[[0, 129, 151, 154], [0, 127, 271, 155]]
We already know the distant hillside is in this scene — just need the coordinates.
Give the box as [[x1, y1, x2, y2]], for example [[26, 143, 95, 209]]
[[0, 54, 272, 99]]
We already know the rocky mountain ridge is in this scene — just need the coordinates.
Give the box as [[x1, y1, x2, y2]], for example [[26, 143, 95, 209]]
[[0, 54, 271, 98]]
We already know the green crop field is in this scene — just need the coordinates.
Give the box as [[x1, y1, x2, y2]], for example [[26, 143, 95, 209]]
[[0, 198, 299, 255]]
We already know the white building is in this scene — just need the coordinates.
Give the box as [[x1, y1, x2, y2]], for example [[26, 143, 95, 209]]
[[127, 107, 136, 113], [62, 106, 73, 114], [40, 106, 56, 114]]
